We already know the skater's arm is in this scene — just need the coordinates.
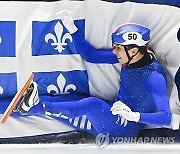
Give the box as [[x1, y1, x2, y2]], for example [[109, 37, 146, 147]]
[[111, 73, 172, 126], [72, 31, 118, 64], [60, 10, 118, 64], [139, 73, 172, 126]]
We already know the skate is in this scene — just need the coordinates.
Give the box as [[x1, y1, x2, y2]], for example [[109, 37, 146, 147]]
[[16, 81, 40, 115]]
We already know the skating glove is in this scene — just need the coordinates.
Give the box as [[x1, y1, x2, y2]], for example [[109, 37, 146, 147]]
[[57, 10, 78, 34], [111, 101, 140, 122]]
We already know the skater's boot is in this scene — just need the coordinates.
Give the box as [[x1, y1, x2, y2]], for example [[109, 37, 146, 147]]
[[16, 82, 39, 115]]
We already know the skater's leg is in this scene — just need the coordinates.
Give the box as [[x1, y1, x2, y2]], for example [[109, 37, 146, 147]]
[[43, 97, 126, 136], [43, 97, 106, 118]]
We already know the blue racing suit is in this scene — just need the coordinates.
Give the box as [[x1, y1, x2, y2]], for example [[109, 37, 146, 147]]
[[30, 30, 172, 138]]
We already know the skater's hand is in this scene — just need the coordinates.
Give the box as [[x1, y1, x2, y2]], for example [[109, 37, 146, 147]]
[[110, 101, 140, 122], [57, 10, 78, 34]]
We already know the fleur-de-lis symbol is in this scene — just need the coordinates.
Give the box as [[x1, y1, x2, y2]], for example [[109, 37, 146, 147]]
[[47, 74, 76, 95], [45, 21, 72, 53], [0, 37, 2, 44], [0, 86, 4, 94]]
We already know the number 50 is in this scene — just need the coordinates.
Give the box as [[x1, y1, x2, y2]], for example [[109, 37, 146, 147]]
[[128, 33, 137, 40]]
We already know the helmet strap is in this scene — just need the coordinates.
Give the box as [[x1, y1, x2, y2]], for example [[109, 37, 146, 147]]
[[124, 46, 140, 65]]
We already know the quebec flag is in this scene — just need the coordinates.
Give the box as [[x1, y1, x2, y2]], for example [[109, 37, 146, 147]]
[[32, 20, 85, 55], [0, 21, 16, 57], [0, 73, 17, 98], [34, 71, 89, 96], [32, 19, 90, 96], [0, 21, 17, 99]]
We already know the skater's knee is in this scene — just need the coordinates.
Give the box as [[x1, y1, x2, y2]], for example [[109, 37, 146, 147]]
[[85, 97, 104, 112]]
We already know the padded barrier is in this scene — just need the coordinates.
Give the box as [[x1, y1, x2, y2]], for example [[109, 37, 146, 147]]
[[0, 0, 179, 142]]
